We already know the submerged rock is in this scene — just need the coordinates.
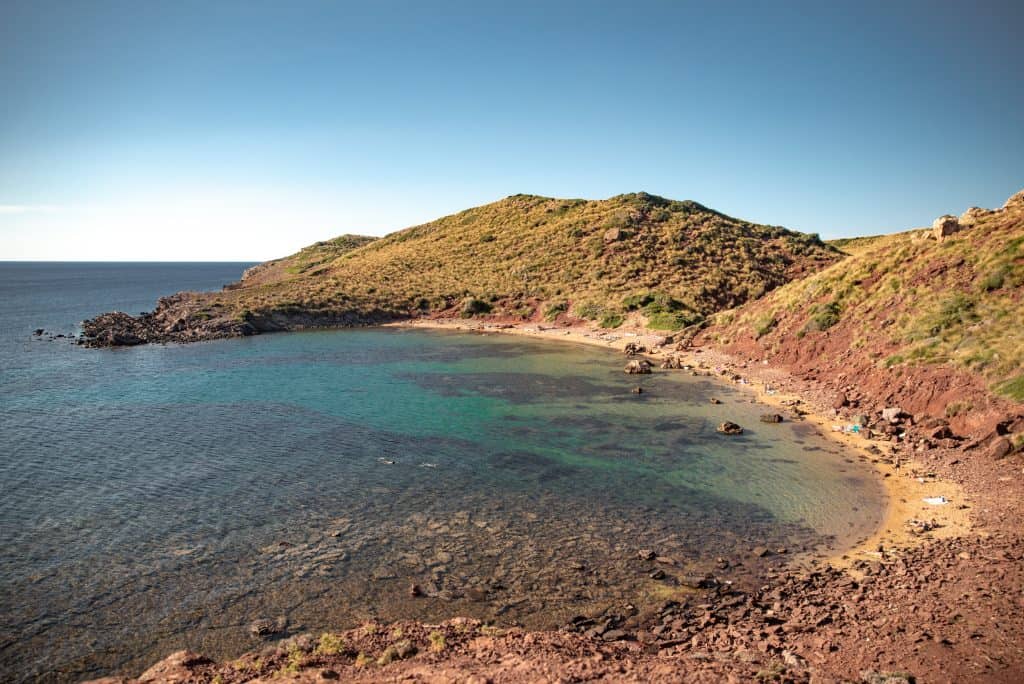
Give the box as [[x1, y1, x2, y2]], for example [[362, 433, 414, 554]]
[[759, 413, 784, 423], [624, 359, 652, 375], [717, 421, 743, 435]]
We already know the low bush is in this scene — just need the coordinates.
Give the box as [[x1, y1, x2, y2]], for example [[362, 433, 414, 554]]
[[460, 297, 492, 317]]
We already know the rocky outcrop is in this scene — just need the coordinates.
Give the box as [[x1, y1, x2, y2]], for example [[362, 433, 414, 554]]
[[624, 359, 652, 374], [81, 293, 400, 347], [717, 421, 744, 435], [1003, 189, 1024, 209], [80, 297, 256, 348], [931, 214, 961, 241], [623, 341, 646, 355], [959, 206, 993, 227]]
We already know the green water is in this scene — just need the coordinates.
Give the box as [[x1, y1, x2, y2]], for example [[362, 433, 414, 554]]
[[1, 278, 885, 681]]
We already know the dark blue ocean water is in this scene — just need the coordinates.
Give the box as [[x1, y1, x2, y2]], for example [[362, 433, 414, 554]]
[[0, 263, 885, 682]]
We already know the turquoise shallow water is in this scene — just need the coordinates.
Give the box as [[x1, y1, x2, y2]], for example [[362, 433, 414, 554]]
[[0, 263, 885, 682]]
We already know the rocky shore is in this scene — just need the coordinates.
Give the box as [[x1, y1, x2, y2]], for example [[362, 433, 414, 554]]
[[88, 525, 1023, 683], [78, 293, 397, 348], [78, 320, 1024, 683]]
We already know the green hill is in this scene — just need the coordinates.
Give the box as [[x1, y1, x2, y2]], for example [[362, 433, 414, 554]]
[[193, 192, 839, 331]]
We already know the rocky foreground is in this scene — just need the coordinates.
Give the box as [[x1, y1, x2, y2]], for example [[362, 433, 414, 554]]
[[86, 534, 1024, 683]]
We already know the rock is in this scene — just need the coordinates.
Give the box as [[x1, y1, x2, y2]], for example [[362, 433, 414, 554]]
[[959, 206, 992, 226], [319, 670, 340, 680], [931, 214, 961, 241], [409, 583, 424, 597], [603, 227, 626, 243], [650, 569, 666, 580], [624, 359, 652, 375], [624, 342, 646, 355], [759, 413, 784, 424], [602, 629, 628, 641], [717, 421, 743, 435], [632, 386, 643, 394], [833, 393, 850, 409], [930, 425, 956, 440], [709, 397, 722, 405], [782, 650, 807, 668], [137, 651, 211, 683], [986, 437, 1013, 460], [752, 546, 771, 558], [33, 328, 44, 336], [679, 574, 719, 589], [248, 618, 284, 637], [377, 640, 417, 665], [881, 407, 903, 424], [637, 549, 657, 561], [661, 355, 688, 369], [860, 671, 916, 684], [466, 587, 488, 601], [1003, 188, 1024, 209]]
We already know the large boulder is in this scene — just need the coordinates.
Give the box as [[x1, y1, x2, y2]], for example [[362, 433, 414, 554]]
[[986, 437, 1013, 460], [717, 421, 744, 435], [623, 342, 646, 356], [624, 359, 652, 374], [881, 407, 904, 424], [931, 215, 961, 241]]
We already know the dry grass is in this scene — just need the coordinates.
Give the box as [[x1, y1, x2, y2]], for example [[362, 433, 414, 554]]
[[202, 192, 839, 332], [712, 202, 1024, 400]]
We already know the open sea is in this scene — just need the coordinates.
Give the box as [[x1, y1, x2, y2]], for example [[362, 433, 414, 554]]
[[0, 262, 886, 682]]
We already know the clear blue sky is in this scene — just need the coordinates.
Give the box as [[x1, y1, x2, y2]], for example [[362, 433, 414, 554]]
[[2, 0, 1022, 260]]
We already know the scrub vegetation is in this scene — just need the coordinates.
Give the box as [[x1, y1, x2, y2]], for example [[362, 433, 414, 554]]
[[205, 192, 839, 332], [709, 192, 1024, 400]]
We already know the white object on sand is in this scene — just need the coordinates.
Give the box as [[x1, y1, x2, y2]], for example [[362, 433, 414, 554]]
[[922, 496, 949, 505]]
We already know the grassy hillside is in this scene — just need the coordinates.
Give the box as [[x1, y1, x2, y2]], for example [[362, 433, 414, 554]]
[[705, 190, 1024, 401], [198, 192, 839, 331]]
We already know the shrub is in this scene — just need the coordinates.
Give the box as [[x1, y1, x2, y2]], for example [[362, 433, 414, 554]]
[[997, 374, 1024, 402], [927, 293, 976, 334], [646, 312, 688, 330], [599, 312, 625, 328], [316, 633, 345, 656], [884, 354, 904, 368], [574, 301, 604, 320], [622, 293, 656, 311], [980, 267, 1006, 292], [753, 313, 777, 338], [944, 401, 973, 418], [802, 301, 842, 333], [460, 297, 492, 317], [428, 631, 447, 652], [543, 301, 568, 320]]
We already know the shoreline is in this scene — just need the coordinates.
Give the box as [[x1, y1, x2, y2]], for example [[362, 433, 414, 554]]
[[84, 319, 1022, 683], [386, 318, 972, 571]]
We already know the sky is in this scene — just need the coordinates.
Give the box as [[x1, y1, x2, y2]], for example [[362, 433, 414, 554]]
[[1, 0, 1022, 261]]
